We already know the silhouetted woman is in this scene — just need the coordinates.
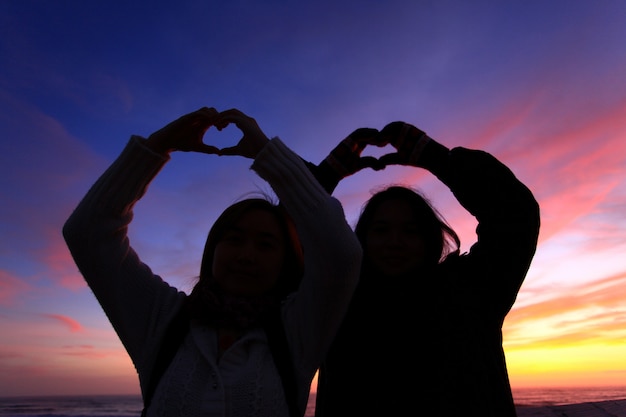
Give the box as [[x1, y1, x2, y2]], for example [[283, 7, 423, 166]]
[[311, 121, 540, 417]]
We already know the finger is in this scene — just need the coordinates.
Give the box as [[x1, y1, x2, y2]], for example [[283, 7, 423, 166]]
[[375, 131, 393, 145], [378, 121, 406, 142], [217, 146, 240, 156], [358, 156, 386, 171], [350, 128, 378, 139], [219, 108, 243, 116], [217, 108, 246, 124], [195, 144, 221, 155], [199, 106, 218, 116], [216, 109, 255, 133], [350, 128, 383, 146], [189, 107, 219, 125], [371, 162, 386, 171], [371, 158, 387, 171], [215, 120, 229, 131], [380, 121, 406, 134], [378, 153, 402, 166]]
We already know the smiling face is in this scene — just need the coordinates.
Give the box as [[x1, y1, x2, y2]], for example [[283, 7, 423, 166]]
[[364, 199, 426, 278], [212, 208, 287, 297]]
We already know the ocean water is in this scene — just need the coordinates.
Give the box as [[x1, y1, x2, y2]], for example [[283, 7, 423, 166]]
[[512, 385, 626, 408], [0, 387, 624, 416], [0, 395, 141, 416]]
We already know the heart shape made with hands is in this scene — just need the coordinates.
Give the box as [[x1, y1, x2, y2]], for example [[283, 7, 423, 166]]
[[344, 122, 428, 171], [357, 144, 426, 171], [331, 127, 411, 173], [177, 120, 262, 159], [211, 123, 246, 149], [355, 143, 398, 171]]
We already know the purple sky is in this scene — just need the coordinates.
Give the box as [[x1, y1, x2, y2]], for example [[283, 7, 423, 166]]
[[1, 0, 626, 396]]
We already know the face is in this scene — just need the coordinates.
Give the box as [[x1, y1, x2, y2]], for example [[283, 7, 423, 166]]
[[365, 199, 426, 277], [212, 209, 286, 297]]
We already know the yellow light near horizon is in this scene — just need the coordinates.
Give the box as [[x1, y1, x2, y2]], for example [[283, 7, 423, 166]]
[[505, 341, 626, 387]]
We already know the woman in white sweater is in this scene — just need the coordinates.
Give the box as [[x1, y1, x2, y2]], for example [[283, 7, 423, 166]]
[[62, 107, 362, 417]]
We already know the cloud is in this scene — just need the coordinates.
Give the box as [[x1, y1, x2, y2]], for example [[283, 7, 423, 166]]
[[505, 270, 626, 348], [0, 90, 106, 290], [43, 314, 84, 333], [0, 340, 138, 396], [520, 104, 626, 245], [38, 233, 87, 291], [59, 344, 109, 359], [0, 270, 33, 306]]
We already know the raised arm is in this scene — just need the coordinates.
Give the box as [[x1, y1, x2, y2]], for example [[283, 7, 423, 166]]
[[306, 127, 383, 193], [378, 121, 541, 313], [62, 107, 223, 371]]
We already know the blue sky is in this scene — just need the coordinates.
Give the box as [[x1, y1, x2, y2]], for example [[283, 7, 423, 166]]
[[1, 0, 626, 396]]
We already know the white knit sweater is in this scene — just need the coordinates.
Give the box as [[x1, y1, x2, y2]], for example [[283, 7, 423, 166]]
[[63, 136, 362, 417]]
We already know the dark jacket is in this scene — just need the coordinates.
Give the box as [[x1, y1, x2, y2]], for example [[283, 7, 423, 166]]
[[311, 140, 541, 417]]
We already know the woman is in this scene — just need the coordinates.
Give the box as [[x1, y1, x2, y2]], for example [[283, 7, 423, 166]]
[[63, 107, 362, 417], [311, 121, 540, 417]]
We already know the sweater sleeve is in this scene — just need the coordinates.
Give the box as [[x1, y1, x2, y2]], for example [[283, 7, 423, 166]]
[[62, 136, 187, 394], [419, 139, 541, 316], [251, 138, 363, 409]]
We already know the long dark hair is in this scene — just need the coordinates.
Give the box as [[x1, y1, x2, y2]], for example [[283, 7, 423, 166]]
[[355, 186, 460, 268], [187, 198, 304, 322]]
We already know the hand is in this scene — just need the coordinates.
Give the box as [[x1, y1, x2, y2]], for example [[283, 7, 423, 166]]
[[323, 127, 384, 179], [146, 107, 221, 155], [377, 121, 430, 166], [214, 109, 270, 159]]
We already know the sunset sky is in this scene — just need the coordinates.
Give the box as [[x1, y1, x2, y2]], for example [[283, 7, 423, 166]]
[[1, 0, 626, 398]]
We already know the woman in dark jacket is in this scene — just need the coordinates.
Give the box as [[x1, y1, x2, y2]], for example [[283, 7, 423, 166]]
[[311, 121, 540, 417]]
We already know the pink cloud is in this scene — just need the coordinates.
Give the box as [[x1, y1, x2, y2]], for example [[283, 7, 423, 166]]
[[0, 343, 138, 396], [0, 269, 32, 306], [0, 91, 104, 290], [535, 176, 621, 244], [505, 270, 626, 348], [515, 104, 626, 244], [43, 314, 84, 333], [37, 229, 87, 291], [59, 344, 109, 359]]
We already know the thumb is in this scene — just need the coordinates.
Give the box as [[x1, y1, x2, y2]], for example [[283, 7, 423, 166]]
[[378, 152, 403, 166], [359, 156, 386, 171], [350, 128, 384, 146], [195, 144, 221, 155], [217, 146, 240, 156], [378, 122, 407, 145]]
